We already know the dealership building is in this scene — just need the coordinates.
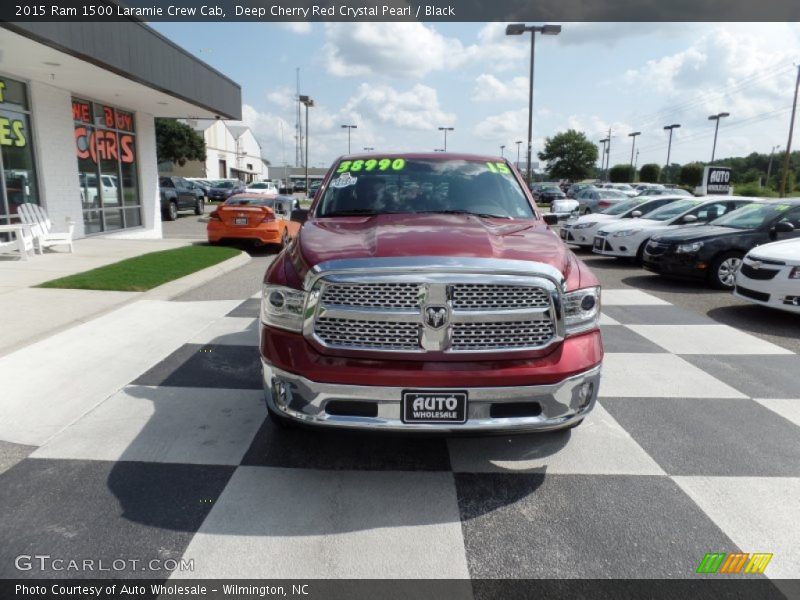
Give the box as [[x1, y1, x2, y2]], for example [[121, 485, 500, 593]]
[[0, 20, 241, 239]]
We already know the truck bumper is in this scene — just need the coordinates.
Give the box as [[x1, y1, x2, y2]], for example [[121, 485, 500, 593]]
[[262, 361, 601, 433]]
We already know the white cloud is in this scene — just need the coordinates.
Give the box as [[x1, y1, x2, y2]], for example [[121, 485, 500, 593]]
[[280, 22, 312, 34], [266, 86, 295, 110], [473, 108, 528, 140], [472, 74, 529, 102], [344, 83, 455, 130]]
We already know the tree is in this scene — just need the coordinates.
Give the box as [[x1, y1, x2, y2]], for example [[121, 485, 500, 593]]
[[538, 129, 598, 181], [640, 163, 661, 183], [609, 164, 634, 183], [679, 162, 705, 188], [155, 118, 206, 166]]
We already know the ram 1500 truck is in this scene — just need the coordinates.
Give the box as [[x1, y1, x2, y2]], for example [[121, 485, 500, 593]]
[[260, 153, 603, 432]]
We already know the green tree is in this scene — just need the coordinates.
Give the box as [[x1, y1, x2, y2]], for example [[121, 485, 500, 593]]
[[679, 162, 705, 188], [155, 118, 206, 166], [538, 129, 598, 181], [640, 163, 661, 183], [609, 164, 634, 183]]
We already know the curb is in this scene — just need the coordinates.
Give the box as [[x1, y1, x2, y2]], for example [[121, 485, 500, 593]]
[[0, 251, 251, 359]]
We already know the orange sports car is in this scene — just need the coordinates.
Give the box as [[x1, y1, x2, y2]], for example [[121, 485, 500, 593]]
[[207, 194, 300, 248]]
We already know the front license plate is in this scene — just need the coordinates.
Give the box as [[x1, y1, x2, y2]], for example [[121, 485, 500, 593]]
[[594, 238, 604, 250], [402, 390, 468, 424], [234, 217, 248, 225]]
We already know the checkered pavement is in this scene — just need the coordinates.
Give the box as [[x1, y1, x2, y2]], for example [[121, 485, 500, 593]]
[[0, 289, 798, 582]]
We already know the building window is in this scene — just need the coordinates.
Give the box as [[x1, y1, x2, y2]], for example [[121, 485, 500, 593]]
[[73, 98, 141, 233], [0, 76, 39, 225]]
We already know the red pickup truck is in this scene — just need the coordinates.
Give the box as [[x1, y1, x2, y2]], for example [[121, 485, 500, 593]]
[[260, 153, 603, 432]]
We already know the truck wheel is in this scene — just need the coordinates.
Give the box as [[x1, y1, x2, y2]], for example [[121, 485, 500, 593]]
[[164, 201, 178, 221], [194, 198, 204, 215], [709, 252, 743, 289]]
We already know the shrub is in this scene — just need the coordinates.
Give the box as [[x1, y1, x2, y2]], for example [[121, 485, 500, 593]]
[[639, 163, 661, 183]]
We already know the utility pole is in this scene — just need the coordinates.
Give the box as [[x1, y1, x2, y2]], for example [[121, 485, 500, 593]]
[[766, 144, 781, 188], [605, 128, 612, 180], [599, 138, 609, 179], [628, 131, 641, 179], [780, 65, 800, 197], [663, 124, 681, 182], [295, 68, 302, 168]]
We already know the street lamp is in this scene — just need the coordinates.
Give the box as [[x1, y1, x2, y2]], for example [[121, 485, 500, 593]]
[[663, 124, 681, 181], [438, 127, 454, 151], [628, 131, 641, 174], [708, 112, 730, 162], [341, 124, 357, 154], [299, 94, 314, 193], [506, 23, 561, 184], [599, 138, 609, 180], [434, 148, 445, 152], [363, 146, 374, 152], [515, 140, 522, 168], [500, 144, 506, 158]]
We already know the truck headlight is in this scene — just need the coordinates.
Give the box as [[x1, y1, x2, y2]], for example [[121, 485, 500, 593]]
[[676, 241, 703, 254], [612, 229, 642, 237], [564, 286, 601, 335], [261, 284, 307, 332]]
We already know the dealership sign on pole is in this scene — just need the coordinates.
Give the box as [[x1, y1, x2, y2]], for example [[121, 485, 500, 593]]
[[700, 166, 732, 195]]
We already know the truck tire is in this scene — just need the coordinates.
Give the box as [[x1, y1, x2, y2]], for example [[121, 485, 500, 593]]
[[709, 251, 743, 289], [164, 201, 178, 221]]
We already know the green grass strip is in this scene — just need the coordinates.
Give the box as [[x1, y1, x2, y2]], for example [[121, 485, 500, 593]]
[[36, 245, 241, 292]]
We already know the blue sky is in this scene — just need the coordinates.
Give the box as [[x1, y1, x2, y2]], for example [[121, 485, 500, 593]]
[[153, 22, 800, 171]]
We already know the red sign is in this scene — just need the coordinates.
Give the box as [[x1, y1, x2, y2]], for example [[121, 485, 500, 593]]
[[72, 100, 91, 123], [75, 126, 135, 164]]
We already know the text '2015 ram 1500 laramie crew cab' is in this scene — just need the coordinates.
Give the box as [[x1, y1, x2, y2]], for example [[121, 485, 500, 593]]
[[259, 153, 603, 432]]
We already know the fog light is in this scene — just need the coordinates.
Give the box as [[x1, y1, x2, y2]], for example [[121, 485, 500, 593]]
[[578, 382, 594, 408]]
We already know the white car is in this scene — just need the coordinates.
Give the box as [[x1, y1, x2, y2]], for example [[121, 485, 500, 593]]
[[734, 238, 800, 314], [593, 196, 756, 261], [245, 181, 278, 195], [550, 197, 579, 219], [560, 195, 684, 248]]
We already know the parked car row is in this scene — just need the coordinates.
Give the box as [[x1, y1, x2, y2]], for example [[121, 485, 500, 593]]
[[559, 195, 800, 312]]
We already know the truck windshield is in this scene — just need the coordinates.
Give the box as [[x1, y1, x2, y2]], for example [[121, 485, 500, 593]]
[[316, 158, 535, 219]]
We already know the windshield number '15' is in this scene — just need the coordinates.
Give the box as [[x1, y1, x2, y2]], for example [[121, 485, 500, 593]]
[[486, 162, 510, 174]]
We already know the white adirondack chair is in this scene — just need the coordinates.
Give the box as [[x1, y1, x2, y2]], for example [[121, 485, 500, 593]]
[[17, 203, 74, 253]]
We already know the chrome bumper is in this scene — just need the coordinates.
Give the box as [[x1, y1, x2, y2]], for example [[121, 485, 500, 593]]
[[262, 360, 601, 433]]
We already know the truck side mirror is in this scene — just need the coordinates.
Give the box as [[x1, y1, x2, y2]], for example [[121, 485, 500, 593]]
[[543, 213, 559, 225], [291, 208, 309, 224]]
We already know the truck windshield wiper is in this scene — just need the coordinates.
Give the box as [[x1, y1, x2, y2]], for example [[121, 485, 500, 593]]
[[416, 209, 513, 219]]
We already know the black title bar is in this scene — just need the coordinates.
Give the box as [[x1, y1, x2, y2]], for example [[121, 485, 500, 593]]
[[4, 0, 800, 22]]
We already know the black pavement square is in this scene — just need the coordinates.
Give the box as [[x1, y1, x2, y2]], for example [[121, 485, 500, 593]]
[[603, 304, 716, 325], [226, 298, 261, 318], [0, 458, 234, 578], [454, 473, 740, 579], [600, 325, 668, 353], [241, 419, 452, 471], [132, 344, 262, 390], [681, 354, 800, 399], [603, 397, 800, 476]]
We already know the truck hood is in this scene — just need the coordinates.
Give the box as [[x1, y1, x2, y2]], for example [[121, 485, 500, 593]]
[[297, 213, 570, 276], [652, 225, 747, 243]]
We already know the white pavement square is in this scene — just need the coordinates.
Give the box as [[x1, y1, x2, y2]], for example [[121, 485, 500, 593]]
[[601, 289, 670, 306], [673, 476, 800, 579], [178, 467, 470, 579], [627, 324, 793, 355], [599, 312, 620, 326], [447, 403, 665, 475], [600, 353, 748, 398], [0, 299, 241, 446], [31, 386, 265, 466], [189, 317, 259, 346]]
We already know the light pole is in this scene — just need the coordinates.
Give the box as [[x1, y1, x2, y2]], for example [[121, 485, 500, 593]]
[[663, 123, 680, 182], [766, 144, 781, 188], [341, 124, 357, 154], [299, 95, 314, 193], [506, 23, 561, 184], [500, 144, 506, 158], [434, 148, 445, 152], [515, 140, 522, 168], [438, 127, 454, 151], [363, 146, 374, 152], [628, 131, 641, 178], [708, 112, 730, 162], [599, 138, 609, 180]]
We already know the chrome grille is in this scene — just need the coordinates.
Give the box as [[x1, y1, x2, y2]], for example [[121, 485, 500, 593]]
[[451, 320, 555, 350], [321, 283, 420, 309], [311, 279, 558, 354], [452, 284, 550, 310], [315, 317, 419, 350]]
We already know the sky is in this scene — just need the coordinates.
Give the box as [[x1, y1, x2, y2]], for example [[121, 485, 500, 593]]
[[152, 21, 800, 172]]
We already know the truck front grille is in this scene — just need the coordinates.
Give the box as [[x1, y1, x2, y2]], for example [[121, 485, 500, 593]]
[[310, 280, 558, 354]]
